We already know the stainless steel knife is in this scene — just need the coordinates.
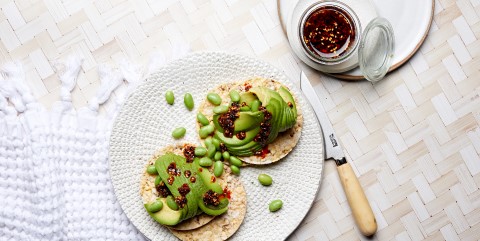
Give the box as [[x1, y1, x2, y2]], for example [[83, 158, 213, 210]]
[[300, 71, 377, 236]]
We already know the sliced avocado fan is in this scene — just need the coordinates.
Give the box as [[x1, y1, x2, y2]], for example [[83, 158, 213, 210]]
[[145, 153, 229, 226], [212, 85, 297, 157]]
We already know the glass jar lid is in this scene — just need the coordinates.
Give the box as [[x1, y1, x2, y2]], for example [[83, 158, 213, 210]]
[[358, 17, 395, 82]]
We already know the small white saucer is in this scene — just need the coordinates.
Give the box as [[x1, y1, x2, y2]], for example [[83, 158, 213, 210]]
[[278, 0, 434, 80]]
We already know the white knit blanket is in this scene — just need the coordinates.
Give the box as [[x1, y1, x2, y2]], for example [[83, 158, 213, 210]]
[[0, 46, 189, 240]]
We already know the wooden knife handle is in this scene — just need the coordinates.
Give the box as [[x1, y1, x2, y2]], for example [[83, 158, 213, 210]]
[[337, 162, 377, 236]]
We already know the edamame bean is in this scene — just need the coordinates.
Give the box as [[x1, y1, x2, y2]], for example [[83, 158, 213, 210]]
[[147, 199, 163, 213], [194, 147, 207, 157], [229, 156, 243, 167], [207, 93, 222, 106], [258, 174, 273, 186], [268, 199, 283, 212], [213, 105, 229, 114], [214, 151, 222, 161], [230, 165, 240, 175], [229, 90, 240, 102], [199, 157, 213, 167], [147, 165, 157, 174], [214, 161, 224, 177], [197, 113, 210, 126], [222, 151, 230, 161], [251, 100, 261, 112], [165, 91, 174, 105], [166, 196, 179, 210], [204, 137, 213, 147], [212, 139, 221, 151], [154, 175, 162, 186], [269, 200, 283, 212], [184, 93, 194, 110], [199, 124, 214, 139], [206, 143, 216, 158], [239, 106, 250, 111], [172, 127, 186, 139]]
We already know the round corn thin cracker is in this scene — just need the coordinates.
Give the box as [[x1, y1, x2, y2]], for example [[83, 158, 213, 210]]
[[140, 144, 215, 231], [197, 77, 303, 165], [170, 165, 247, 241]]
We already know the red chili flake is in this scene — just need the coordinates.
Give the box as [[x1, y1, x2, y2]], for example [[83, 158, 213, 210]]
[[218, 103, 240, 138], [178, 183, 190, 196], [155, 181, 171, 197], [183, 145, 195, 163], [236, 131, 246, 140], [167, 163, 177, 175], [184, 170, 191, 178], [198, 168, 203, 172], [219, 143, 227, 152], [190, 176, 196, 183], [287, 102, 293, 108], [175, 196, 187, 208], [244, 83, 252, 91], [219, 187, 232, 200], [210, 176, 216, 183], [203, 190, 220, 206], [302, 5, 356, 58], [254, 145, 270, 158], [167, 176, 175, 185]]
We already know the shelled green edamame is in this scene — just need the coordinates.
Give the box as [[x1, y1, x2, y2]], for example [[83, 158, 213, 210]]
[[147, 165, 157, 175], [172, 127, 186, 139], [214, 161, 224, 177], [165, 91, 174, 105], [197, 113, 210, 126], [166, 195, 179, 210], [229, 156, 242, 167], [194, 147, 207, 157], [230, 165, 240, 175], [269, 200, 283, 212], [147, 199, 163, 213], [184, 93, 194, 110], [229, 90, 240, 102], [207, 93, 222, 105], [214, 151, 222, 161], [199, 157, 213, 167], [154, 175, 161, 186], [258, 174, 273, 186], [213, 105, 228, 114], [199, 124, 214, 139]]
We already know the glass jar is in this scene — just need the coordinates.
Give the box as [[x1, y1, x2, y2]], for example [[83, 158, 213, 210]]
[[289, 0, 395, 82], [300, 1, 361, 66]]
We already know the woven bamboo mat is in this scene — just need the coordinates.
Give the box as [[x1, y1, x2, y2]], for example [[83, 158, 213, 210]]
[[1, 0, 479, 240]]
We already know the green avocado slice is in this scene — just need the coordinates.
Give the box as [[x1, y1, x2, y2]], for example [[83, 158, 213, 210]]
[[198, 197, 229, 216], [155, 153, 199, 221], [234, 111, 264, 132], [213, 127, 260, 147], [239, 92, 258, 106], [193, 159, 224, 195], [213, 111, 264, 133], [212, 114, 223, 133], [266, 98, 283, 144], [144, 198, 182, 226], [226, 139, 263, 156], [278, 86, 297, 117]]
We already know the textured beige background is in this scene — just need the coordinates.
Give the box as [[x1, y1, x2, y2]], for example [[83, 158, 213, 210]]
[[0, 0, 479, 240]]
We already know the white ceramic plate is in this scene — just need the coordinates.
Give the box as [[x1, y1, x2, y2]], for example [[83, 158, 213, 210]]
[[279, 0, 434, 80], [109, 52, 324, 241]]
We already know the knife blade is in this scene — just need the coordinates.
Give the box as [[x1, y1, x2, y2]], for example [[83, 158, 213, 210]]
[[300, 71, 345, 163], [300, 71, 377, 236]]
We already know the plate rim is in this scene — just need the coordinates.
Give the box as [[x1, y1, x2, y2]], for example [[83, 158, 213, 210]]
[[278, 0, 435, 80], [108, 51, 325, 240]]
